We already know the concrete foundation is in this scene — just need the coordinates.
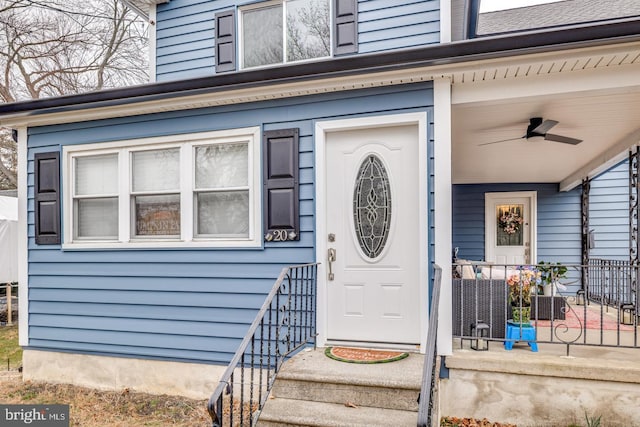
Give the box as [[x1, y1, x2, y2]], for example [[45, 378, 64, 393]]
[[440, 345, 640, 426], [22, 349, 225, 400]]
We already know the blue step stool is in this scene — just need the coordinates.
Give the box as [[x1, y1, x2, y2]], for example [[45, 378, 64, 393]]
[[504, 321, 538, 352]]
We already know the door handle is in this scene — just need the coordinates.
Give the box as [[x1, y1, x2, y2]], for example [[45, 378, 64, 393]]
[[327, 248, 336, 281]]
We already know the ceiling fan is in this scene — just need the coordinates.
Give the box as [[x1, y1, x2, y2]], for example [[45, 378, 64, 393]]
[[479, 117, 583, 146]]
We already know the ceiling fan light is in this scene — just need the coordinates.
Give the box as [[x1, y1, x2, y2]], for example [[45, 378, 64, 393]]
[[527, 135, 544, 142]]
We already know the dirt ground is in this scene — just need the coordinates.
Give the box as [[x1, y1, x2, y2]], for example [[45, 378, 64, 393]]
[[0, 376, 211, 426], [440, 417, 517, 427]]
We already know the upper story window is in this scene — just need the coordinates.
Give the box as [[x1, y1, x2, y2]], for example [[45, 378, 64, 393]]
[[63, 127, 262, 249], [241, 0, 330, 69]]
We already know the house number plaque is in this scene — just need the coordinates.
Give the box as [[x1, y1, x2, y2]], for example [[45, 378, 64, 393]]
[[264, 229, 297, 242]]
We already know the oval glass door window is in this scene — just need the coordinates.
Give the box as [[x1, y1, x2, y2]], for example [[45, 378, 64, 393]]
[[353, 154, 392, 259]]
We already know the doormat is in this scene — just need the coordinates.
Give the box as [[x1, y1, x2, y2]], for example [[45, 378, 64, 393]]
[[325, 347, 409, 364]]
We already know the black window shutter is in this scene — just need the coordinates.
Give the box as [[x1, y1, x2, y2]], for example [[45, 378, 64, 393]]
[[263, 129, 299, 242], [215, 9, 236, 72], [34, 152, 61, 245], [334, 0, 358, 55]]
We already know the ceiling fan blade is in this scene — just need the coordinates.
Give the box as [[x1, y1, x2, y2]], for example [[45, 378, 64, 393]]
[[545, 133, 582, 145], [478, 136, 524, 146], [532, 119, 558, 135]]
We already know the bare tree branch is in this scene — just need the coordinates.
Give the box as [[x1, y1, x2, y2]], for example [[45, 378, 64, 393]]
[[0, 0, 149, 189]]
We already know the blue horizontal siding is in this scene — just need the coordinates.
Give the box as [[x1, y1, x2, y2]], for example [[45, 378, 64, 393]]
[[156, 66, 216, 82], [31, 302, 256, 324], [26, 82, 434, 364], [452, 183, 582, 292], [155, 0, 441, 81], [589, 160, 629, 260], [155, 0, 224, 80], [30, 315, 251, 338], [29, 275, 275, 292], [358, 0, 440, 54], [29, 339, 236, 364]]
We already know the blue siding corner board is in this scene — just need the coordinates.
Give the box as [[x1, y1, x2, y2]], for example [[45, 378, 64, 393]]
[[155, 0, 441, 81], [26, 83, 434, 365]]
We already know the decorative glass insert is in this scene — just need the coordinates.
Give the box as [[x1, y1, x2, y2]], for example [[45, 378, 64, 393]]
[[497, 204, 524, 246], [353, 155, 392, 258]]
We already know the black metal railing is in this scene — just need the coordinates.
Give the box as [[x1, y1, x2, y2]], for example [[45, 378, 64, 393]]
[[417, 264, 442, 427], [587, 259, 637, 307], [452, 261, 639, 355], [207, 263, 318, 427]]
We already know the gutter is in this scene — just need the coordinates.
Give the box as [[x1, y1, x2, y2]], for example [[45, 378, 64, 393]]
[[1, 17, 640, 119]]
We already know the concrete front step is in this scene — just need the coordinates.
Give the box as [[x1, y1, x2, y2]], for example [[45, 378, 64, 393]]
[[258, 397, 419, 427], [258, 348, 424, 426]]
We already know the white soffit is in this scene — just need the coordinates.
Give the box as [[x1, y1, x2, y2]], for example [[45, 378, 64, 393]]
[[450, 42, 640, 189]]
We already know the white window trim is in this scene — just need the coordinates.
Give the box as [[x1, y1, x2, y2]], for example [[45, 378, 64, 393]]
[[62, 127, 262, 249], [239, 0, 332, 70]]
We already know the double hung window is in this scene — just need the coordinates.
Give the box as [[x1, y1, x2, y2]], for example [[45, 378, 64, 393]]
[[132, 148, 181, 237], [73, 154, 119, 240], [64, 127, 261, 248], [241, 0, 330, 68], [194, 143, 250, 237]]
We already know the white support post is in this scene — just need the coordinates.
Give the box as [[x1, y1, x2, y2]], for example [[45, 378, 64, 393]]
[[434, 77, 453, 356], [17, 127, 28, 346]]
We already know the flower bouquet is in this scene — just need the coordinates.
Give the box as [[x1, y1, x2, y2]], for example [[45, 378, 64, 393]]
[[507, 266, 540, 324]]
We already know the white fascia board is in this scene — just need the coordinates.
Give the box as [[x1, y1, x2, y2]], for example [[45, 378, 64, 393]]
[[0, 69, 437, 128], [560, 128, 640, 191]]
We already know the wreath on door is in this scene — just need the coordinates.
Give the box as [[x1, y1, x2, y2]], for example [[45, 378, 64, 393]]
[[499, 211, 524, 235]]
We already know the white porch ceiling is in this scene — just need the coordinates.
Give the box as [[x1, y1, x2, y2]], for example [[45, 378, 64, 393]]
[[451, 42, 640, 190]]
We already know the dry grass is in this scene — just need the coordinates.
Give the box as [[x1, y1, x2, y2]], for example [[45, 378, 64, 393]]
[[0, 377, 212, 426], [0, 325, 21, 370], [0, 325, 261, 426]]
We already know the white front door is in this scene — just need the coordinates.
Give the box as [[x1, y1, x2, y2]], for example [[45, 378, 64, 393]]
[[324, 124, 421, 345], [485, 192, 537, 265]]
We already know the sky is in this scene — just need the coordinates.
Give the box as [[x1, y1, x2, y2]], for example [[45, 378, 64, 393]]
[[480, 0, 563, 12]]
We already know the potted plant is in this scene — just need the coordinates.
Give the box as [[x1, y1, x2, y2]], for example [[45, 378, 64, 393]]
[[538, 261, 568, 296], [507, 266, 540, 324]]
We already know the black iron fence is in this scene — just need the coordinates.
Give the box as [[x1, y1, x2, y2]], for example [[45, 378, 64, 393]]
[[452, 261, 639, 355], [207, 263, 318, 427], [587, 258, 637, 306]]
